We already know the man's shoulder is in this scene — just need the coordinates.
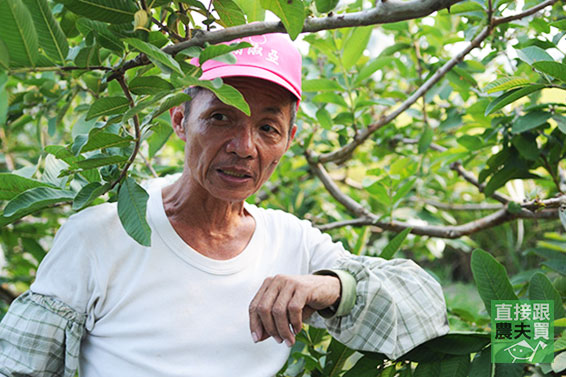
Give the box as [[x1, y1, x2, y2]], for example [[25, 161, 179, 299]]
[[248, 203, 316, 234]]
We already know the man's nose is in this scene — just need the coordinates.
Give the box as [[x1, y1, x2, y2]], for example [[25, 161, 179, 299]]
[[226, 126, 258, 159]]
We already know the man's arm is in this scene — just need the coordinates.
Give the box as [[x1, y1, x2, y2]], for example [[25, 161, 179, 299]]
[[248, 255, 449, 360], [0, 291, 85, 377]]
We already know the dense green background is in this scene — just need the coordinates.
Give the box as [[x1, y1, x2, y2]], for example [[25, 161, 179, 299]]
[[0, 0, 565, 375]]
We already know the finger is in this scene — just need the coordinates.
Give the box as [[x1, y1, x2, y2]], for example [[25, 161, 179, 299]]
[[287, 290, 307, 337], [256, 280, 284, 344], [271, 283, 296, 346], [249, 278, 272, 342]]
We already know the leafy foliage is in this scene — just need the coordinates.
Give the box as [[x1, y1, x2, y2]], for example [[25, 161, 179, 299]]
[[0, 0, 565, 375]]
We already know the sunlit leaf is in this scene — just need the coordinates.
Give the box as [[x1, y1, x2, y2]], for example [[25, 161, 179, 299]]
[[485, 84, 545, 115], [532, 61, 566, 82], [86, 96, 130, 121], [58, 0, 136, 24], [260, 0, 305, 40], [213, 0, 246, 27], [125, 38, 183, 75], [3, 187, 74, 217]]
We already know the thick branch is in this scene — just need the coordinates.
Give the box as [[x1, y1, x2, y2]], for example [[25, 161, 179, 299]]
[[317, 207, 559, 238], [110, 0, 462, 78], [309, 152, 563, 238]]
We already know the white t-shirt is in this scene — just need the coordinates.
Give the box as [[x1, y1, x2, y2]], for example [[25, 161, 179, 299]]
[[31, 180, 348, 377]]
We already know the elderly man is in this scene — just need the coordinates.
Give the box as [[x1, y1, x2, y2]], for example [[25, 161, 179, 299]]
[[0, 33, 449, 376]]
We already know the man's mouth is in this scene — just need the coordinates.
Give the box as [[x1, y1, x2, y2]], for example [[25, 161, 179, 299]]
[[218, 169, 252, 179]]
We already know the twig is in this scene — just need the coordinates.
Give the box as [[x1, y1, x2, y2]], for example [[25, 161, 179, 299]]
[[0, 127, 15, 171], [494, 0, 558, 26], [417, 198, 503, 211], [151, 17, 185, 41], [450, 162, 510, 204], [112, 75, 142, 190], [140, 152, 158, 178]]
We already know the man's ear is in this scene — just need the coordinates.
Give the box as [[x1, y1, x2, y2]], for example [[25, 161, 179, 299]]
[[170, 105, 186, 142], [286, 124, 298, 151]]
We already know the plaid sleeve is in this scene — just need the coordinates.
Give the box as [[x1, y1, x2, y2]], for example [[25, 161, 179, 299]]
[[321, 255, 450, 360], [0, 291, 85, 377]]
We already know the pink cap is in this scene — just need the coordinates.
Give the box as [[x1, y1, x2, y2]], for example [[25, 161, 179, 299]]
[[196, 33, 302, 103]]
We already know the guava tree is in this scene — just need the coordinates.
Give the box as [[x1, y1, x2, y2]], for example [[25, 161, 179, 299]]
[[0, 0, 565, 375]]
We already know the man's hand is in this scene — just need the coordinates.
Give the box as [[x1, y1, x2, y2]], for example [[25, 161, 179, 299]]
[[249, 274, 340, 347]]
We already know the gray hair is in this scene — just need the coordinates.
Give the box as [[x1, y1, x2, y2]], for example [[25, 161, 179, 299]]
[[182, 86, 297, 137]]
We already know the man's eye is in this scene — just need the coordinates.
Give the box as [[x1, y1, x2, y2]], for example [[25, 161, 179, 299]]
[[211, 113, 228, 121], [260, 124, 278, 133]]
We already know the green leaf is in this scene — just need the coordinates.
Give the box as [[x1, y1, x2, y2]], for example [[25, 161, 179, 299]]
[[380, 228, 412, 260], [529, 272, 565, 319], [260, 0, 305, 40], [471, 249, 518, 317], [72, 182, 110, 210], [182, 76, 250, 116], [3, 187, 74, 217], [418, 125, 434, 153], [312, 92, 348, 108], [342, 354, 379, 377], [129, 76, 174, 95], [75, 153, 129, 169], [199, 41, 251, 65], [74, 129, 133, 154], [552, 351, 566, 374], [413, 361, 441, 377], [516, 46, 553, 66], [457, 135, 483, 150], [554, 115, 566, 135], [58, 0, 136, 24], [150, 92, 191, 120], [0, 0, 38, 67], [322, 338, 355, 377], [315, 0, 338, 13], [303, 79, 343, 92], [148, 120, 174, 158], [117, 177, 151, 247], [316, 107, 332, 129], [532, 61, 566, 83], [22, 0, 68, 63], [234, 0, 265, 22], [485, 84, 546, 115], [0, 39, 9, 69], [439, 355, 470, 377], [76, 18, 124, 53], [483, 77, 531, 94], [125, 38, 183, 75], [511, 111, 552, 134], [212, 0, 246, 27], [469, 347, 492, 377], [354, 56, 395, 85], [0, 173, 52, 200], [542, 259, 566, 275], [342, 26, 373, 70], [86, 96, 130, 121]]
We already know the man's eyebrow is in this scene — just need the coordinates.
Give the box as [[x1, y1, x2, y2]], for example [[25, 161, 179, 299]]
[[263, 107, 284, 116]]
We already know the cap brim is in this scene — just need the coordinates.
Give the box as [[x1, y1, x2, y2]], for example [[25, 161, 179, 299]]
[[200, 64, 301, 102]]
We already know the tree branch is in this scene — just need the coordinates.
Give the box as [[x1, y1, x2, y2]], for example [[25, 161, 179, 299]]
[[314, 0, 559, 164], [317, 206, 559, 238], [415, 198, 503, 211], [450, 162, 511, 204], [109, 0, 463, 79], [112, 75, 142, 190], [308, 152, 563, 238]]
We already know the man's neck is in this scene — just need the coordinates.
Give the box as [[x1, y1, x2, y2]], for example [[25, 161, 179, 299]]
[[161, 174, 255, 260]]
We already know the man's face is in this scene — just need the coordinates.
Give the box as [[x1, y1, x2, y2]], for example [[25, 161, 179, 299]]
[[176, 77, 297, 202]]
